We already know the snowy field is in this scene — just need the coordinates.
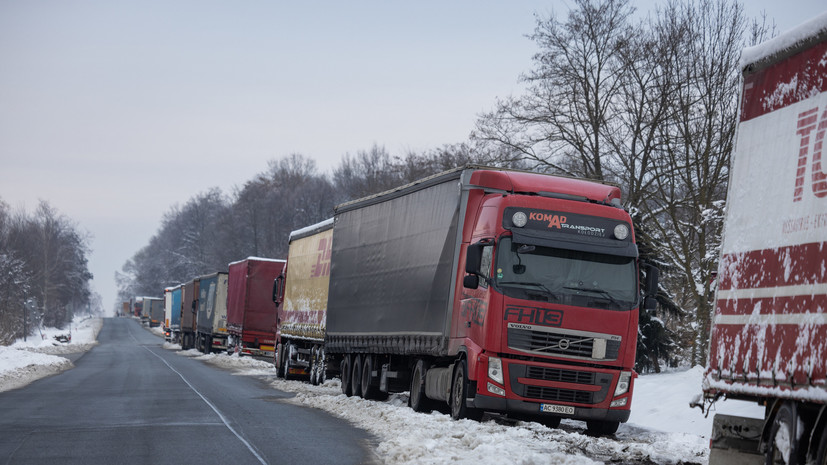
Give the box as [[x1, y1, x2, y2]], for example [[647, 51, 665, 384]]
[[0, 316, 102, 392], [1, 321, 766, 464]]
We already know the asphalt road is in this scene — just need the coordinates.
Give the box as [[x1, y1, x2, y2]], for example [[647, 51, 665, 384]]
[[0, 318, 377, 465]]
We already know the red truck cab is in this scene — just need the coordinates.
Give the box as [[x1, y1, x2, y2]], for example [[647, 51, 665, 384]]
[[457, 170, 655, 433]]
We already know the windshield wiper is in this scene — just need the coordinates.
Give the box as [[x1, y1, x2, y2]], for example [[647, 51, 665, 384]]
[[498, 281, 559, 301], [563, 285, 623, 308]]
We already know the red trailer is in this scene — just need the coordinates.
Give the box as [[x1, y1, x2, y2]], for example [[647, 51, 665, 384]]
[[702, 13, 827, 464], [226, 257, 286, 359]]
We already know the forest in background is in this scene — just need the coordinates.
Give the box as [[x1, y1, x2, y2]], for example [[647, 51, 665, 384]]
[[0, 200, 97, 345], [117, 0, 775, 372]]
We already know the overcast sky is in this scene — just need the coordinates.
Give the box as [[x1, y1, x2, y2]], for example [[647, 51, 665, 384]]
[[1, 0, 824, 314]]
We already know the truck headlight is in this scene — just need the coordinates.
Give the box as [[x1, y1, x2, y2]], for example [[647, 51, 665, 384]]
[[614, 371, 631, 396], [488, 356, 504, 384]]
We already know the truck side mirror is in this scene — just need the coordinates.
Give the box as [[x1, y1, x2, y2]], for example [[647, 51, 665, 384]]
[[642, 264, 659, 312], [466, 242, 485, 275], [644, 264, 659, 297], [463, 274, 479, 290], [272, 275, 284, 306]]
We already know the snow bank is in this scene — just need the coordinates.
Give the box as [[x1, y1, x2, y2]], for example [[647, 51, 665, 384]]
[[186, 350, 733, 464], [0, 316, 102, 392], [629, 366, 764, 437]]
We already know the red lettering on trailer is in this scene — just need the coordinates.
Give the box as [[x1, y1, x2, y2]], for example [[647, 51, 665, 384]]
[[794, 107, 827, 201]]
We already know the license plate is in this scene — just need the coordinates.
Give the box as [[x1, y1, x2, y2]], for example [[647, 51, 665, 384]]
[[540, 404, 575, 415]]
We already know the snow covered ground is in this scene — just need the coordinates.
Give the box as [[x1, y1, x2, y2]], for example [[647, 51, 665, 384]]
[[0, 316, 102, 392], [1, 321, 766, 464], [187, 351, 765, 465]]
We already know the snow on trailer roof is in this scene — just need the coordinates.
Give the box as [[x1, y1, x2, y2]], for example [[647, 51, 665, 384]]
[[289, 218, 334, 243], [227, 256, 287, 266], [740, 11, 827, 70]]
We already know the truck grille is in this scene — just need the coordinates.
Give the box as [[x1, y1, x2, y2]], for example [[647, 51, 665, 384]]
[[508, 363, 612, 405], [507, 326, 620, 361], [525, 386, 592, 404], [526, 366, 595, 385]]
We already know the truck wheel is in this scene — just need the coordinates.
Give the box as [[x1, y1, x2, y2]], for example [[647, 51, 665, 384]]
[[315, 347, 326, 385], [410, 360, 431, 413], [360, 355, 387, 400], [309, 347, 319, 385], [451, 360, 483, 421], [766, 402, 801, 465], [586, 420, 619, 436], [275, 343, 285, 378], [351, 354, 363, 398], [282, 344, 294, 380], [341, 355, 353, 396]]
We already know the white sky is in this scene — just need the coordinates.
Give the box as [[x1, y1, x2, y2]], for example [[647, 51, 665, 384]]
[[1, 0, 824, 313]]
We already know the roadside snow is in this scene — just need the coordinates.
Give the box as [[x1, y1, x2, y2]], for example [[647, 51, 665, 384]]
[[187, 350, 760, 464], [1, 322, 766, 464], [0, 316, 102, 392]]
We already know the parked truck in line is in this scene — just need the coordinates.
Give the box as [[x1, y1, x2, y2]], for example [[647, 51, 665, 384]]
[[196, 272, 229, 354], [274, 218, 333, 383], [146, 297, 164, 328], [702, 14, 827, 465], [165, 285, 182, 343], [325, 166, 657, 434], [180, 278, 200, 350], [227, 257, 286, 359]]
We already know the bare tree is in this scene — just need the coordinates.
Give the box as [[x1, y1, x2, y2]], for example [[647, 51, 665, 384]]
[[641, 0, 772, 365], [474, 0, 637, 179]]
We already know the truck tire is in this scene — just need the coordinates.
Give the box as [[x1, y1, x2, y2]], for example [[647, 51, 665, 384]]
[[410, 359, 431, 413], [766, 402, 802, 465], [351, 354, 363, 398], [586, 420, 619, 436], [275, 343, 285, 378], [360, 355, 387, 400], [450, 360, 483, 421], [309, 347, 319, 385], [341, 354, 353, 396], [282, 344, 295, 380], [317, 347, 326, 385]]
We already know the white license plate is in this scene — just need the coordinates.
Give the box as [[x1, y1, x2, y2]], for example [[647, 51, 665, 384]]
[[540, 404, 575, 415]]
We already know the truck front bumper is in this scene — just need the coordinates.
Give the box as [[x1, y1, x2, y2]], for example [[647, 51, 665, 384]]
[[472, 394, 631, 423]]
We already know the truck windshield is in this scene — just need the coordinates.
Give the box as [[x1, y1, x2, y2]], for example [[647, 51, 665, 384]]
[[493, 237, 637, 310]]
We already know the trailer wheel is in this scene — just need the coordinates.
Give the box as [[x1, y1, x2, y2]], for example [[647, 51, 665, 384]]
[[586, 420, 619, 436], [409, 359, 431, 413], [309, 347, 319, 385], [282, 344, 295, 380], [341, 354, 353, 396], [351, 354, 363, 398], [275, 343, 285, 378], [360, 355, 387, 400], [766, 402, 802, 465], [450, 360, 483, 421], [314, 346, 326, 386]]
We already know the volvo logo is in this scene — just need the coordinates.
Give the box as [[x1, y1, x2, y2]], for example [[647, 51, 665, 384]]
[[558, 339, 571, 350]]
